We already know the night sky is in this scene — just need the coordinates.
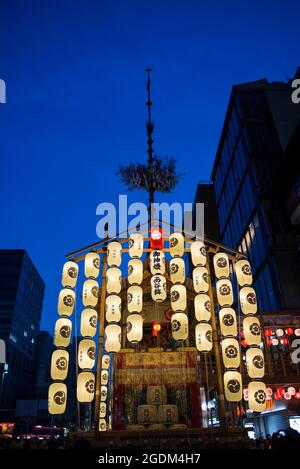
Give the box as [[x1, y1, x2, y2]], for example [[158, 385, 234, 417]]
[[0, 0, 299, 334]]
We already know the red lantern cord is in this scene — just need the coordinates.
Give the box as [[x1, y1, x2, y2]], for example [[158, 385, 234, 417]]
[[241, 340, 247, 347]]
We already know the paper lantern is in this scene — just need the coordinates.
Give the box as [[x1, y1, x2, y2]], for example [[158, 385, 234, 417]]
[[248, 381, 267, 412], [137, 405, 158, 425], [221, 338, 240, 368], [216, 279, 233, 306], [193, 266, 209, 293], [264, 329, 272, 337], [169, 233, 184, 258], [239, 287, 257, 315], [78, 338, 96, 370], [128, 259, 143, 285], [150, 250, 165, 275], [266, 387, 273, 398], [80, 308, 97, 337], [102, 354, 110, 370], [84, 252, 100, 279], [107, 241, 122, 267], [126, 313, 143, 343], [271, 338, 279, 346], [285, 327, 293, 336], [106, 267, 122, 294], [58, 288, 75, 317], [243, 388, 249, 401], [48, 383, 67, 415], [235, 259, 252, 286], [151, 274, 167, 302], [99, 419, 107, 431], [194, 294, 211, 322], [280, 337, 288, 346], [101, 369, 109, 385], [191, 241, 206, 267], [295, 392, 300, 400], [171, 313, 188, 340], [50, 349, 69, 380], [158, 405, 179, 424], [150, 227, 164, 250], [265, 338, 271, 346], [100, 385, 107, 401], [77, 371, 95, 403], [82, 279, 99, 307], [100, 402, 107, 418], [219, 308, 237, 337], [62, 261, 78, 288], [104, 324, 121, 353], [54, 318, 72, 347], [223, 371, 242, 402], [288, 387, 296, 395], [243, 317, 262, 345], [295, 329, 300, 336], [170, 284, 187, 312], [105, 294, 121, 323], [275, 328, 284, 337], [284, 392, 291, 400], [246, 348, 265, 378], [127, 285, 143, 313], [213, 252, 230, 279], [146, 386, 167, 405], [128, 232, 144, 258], [195, 323, 213, 352], [169, 258, 185, 284]]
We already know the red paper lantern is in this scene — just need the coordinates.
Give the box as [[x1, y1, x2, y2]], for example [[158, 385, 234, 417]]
[[280, 337, 288, 346], [285, 327, 293, 336], [150, 227, 164, 250], [277, 387, 285, 397], [265, 338, 271, 346], [264, 329, 272, 337], [274, 392, 282, 401], [295, 392, 300, 400]]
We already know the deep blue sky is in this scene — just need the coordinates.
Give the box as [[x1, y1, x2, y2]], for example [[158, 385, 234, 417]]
[[0, 0, 299, 333]]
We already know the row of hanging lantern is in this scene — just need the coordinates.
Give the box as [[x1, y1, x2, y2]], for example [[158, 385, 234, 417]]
[[48, 260, 79, 414], [169, 233, 189, 342], [235, 258, 266, 412], [191, 241, 212, 352], [104, 242, 122, 353], [127, 233, 144, 343], [76, 252, 100, 404], [213, 252, 243, 403], [99, 353, 111, 431]]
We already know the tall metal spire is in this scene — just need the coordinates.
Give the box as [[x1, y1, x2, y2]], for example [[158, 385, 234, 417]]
[[145, 68, 154, 208]]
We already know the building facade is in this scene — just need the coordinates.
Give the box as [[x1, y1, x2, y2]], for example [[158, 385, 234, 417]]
[[0, 250, 45, 421]]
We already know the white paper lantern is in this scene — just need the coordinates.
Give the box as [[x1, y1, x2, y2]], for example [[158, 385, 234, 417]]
[[195, 323, 213, 352], [213, 253, 230, 279], [194, 294, 211, 322], [191, 241, 206, 267], [223, 371, 242, 402], [219, 308, 237, 337], [78, 338, 96, 370], [77, 371, 95, 403], [107, 241, 122, 267], [158, 405, 179, 424], [54, 318, 72, 347], [99, 402, 107, 418], [101, 369, 109, 385], [170, 284, 187, 312], [193, 266, 209, 293], [126, 313, 143, 343], [128, 232, 144, 258], [82, 279, 99, 307], [100, 385, 108, 401], [243, 317, 262, 345], [48, 383, 67, 415], [50, 349, 69, 381], [62, 261, 78, 288], [146, 386, 167, 405], [102, 354, 110, 370], [150, 250, 165, 275], [235, 259, 252, 286], [275, 328, 284, 337], [104, 324, 121, 353], [137, 405, 158, 425], [151, 274, 167, 302], [84, 252, 100, 279], [170, 258, 185, 284], [248, 381, 267, 412], [239, 287, 257, 315], [106, 267, 122, 294], [105, 294, 122, 323], [58, 288, 75, 317], [246, 348, 265, 379], [171, 312, 188, 340], [99, 419, 107, 431], [80, 308, 97, 337], [216, 279, 233, 306], [221, 338, 240, 369], [169, 233, 185, 258], [295, 329, 300, 336], [128, 259, 143, 285], [271, 338, 279, 346], [288, 387, 296, 396], [127, 285, 143, 313]]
